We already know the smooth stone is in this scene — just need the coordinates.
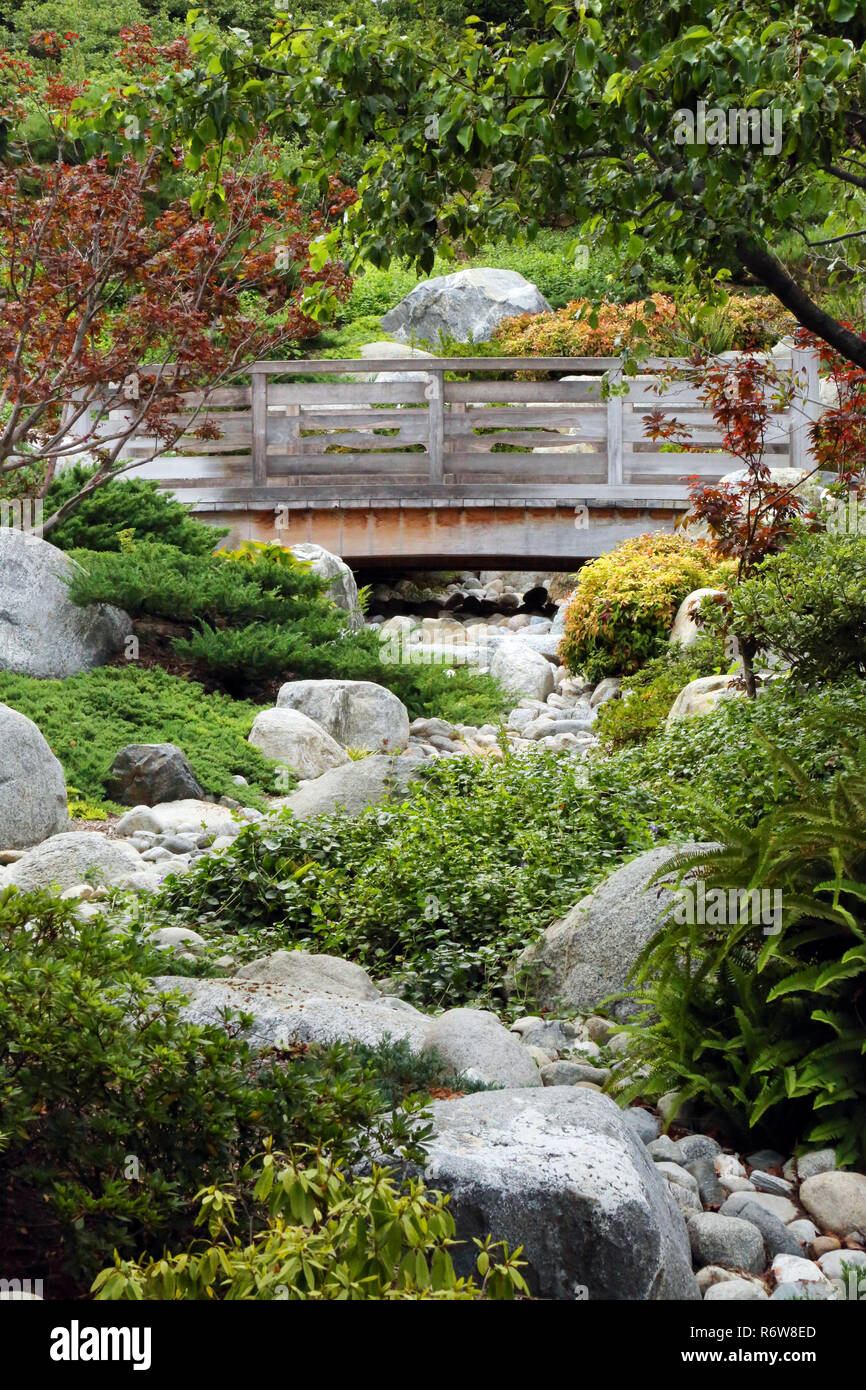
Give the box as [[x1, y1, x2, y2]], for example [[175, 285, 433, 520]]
[[799, 1171, 866, 1238], [704, 1279, 769, 1301], [721, 1189, 800, 1226], [686, 1212, 766, 1274]]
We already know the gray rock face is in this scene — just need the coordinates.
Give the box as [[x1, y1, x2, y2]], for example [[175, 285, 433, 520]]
[[276, 679, 409, 753], [423, 1009, 543, 1089], [236, 948, 381, 1001], [489, 639, 555, 702], [402, 1088, 699, 1300], [380, 268, 551, 347], [0, 529, 131, 677], [0, 702, 68, 848], [2, 831, 142, 892], [733, 1200, 801, 1259], [155, 974, 429, 1052], [248, 707, 349, 780], [511, 843, 716, 1020], [288, 543, 363, 628], [276, 753, 426, 820], [686, 1212, 766, 1273], [105, 743, 204, 807]]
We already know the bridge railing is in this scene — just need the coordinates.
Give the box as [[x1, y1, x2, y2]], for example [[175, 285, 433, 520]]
[[108, 351, 822, 508]]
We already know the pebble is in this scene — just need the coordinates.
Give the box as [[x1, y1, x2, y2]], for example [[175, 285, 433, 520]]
[[163, 836, 197, 854], [622, 1108, 661, 1145], [800, 1171, 866, 1238], [648, 1136, 681, 1164], [523, 1045, 553, 1068], [606, 1032, 632, 1057], [733, 1199, 801, 1259], [785, 1219, 818, 1246], [656, 1162, 700, 1195], [584, 1015, 617, 1045], [675, 1134, 721, 1164], [687, 1157, 725, 1208], [686, 1212, 766, 1274], [668, 1184, 702, 1215], [750, 1169, 795, 1196], [704, 1279, 769, 1301], [715, 1153, 747, 1181], [808, 1234, 840, 1258], [539, 1061, 608, 1086], [796, 1149, 837, 1182], [509, 1016, 543, 1035], [746, 1148, 786, 1171], [817, 1248, 866, 1280], [718, 1176, 756, 1194], [696, 1266, 742, 1292], [721, 1189, 800, 1226], [141, 846, 172, 862]]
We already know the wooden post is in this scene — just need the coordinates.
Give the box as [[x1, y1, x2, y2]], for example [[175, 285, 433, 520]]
[[426, 370, 444, 485], [252, 369, 268, 486], [606, 359, 624, 486], [789, 346, 821, 473]]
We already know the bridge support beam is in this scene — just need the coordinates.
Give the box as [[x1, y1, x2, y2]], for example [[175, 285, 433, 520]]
[[200, 501, 690, 568]]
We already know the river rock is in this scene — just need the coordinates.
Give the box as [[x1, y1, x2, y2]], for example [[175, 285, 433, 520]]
[[276, 679, 409, 753], [400, 1087, 699, 1300], [489, 639, 555, 702], [105, 743, 204, 806], [0, 702, 68, 849], [423, 1009, 543, 1089], [275, 753, 426, 820], [800, 1171, 866, 1238], [2, 831, 142, 892], [380, 268, 551, 346], [0, 529, 131, 677], [510, 842, 716, 1019], [248, 708, 349, 780]]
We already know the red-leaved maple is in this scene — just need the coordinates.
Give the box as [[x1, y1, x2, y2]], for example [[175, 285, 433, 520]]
[[0, 34, 355, 534]]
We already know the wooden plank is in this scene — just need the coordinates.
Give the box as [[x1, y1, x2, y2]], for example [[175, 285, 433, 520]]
[[606, 361, 624, 487], [452, 455, 608, 478], [447, 406, 607, 430], [248, 356, 623, 374], [267, 382, 429, 405], [445, 380, 606, 403], [251, 373, 268, 487], [286, 408, 421, 431], [156, 481, 696, 504], [449, 432, 605, 451], [426, 373, 444, 485], [265, 452, 430, 474]]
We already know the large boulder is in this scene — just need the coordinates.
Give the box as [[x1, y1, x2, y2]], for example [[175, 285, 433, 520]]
[[275, 753, 427, 820], [381, 268, 551, 347], [0, 529, 131, 678], [236, 948, 381, 1001], [489, 639, 555, 702], [669, 589, 727, 649], [288, 542, 363, 629], [0, 703, 68, 849], [666, 674, 742, 725], [105, 743, 204, 806], [400, 1088, 700, 1300], [2, 831, 142, 892], [156, 973, 429, 1052], [510, 843, 717, 1020], [275, 679, 409, 753], [248, 708, 349, 780], [423, 1009, 543, 1089]]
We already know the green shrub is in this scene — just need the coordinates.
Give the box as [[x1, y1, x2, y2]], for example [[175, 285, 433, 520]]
[[595, 637, 729, 751], [623, 751, 866, 1165], [94, 1150, 528, 1301], [729, 528, 866, 684], [0, 666, 276, 808], [0, 891, 434, 1295], [560, 534, 726, 683], [156, 751, 670, 1007], [66, 539, 507, 719], [44, 467, 226, 554], [606, 677, 866, 826]]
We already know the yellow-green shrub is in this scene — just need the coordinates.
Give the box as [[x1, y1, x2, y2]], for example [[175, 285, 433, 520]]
[[93, 1151, 529, 1301], [560, 534, 725, 682]]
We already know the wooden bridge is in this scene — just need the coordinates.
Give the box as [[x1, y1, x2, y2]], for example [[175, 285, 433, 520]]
[[117, 351, 821, 567]]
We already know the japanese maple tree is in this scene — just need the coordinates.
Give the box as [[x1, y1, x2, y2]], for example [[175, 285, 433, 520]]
[[0, 32, 354, 535]]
